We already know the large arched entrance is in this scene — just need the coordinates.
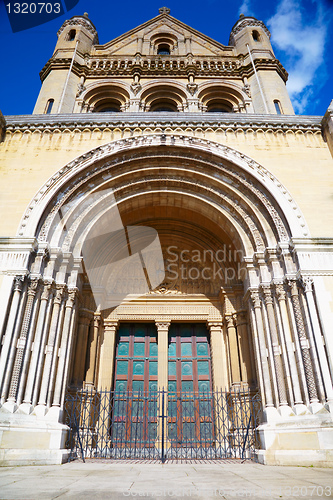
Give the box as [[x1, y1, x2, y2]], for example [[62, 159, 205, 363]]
[[1, 135, 332, 463]]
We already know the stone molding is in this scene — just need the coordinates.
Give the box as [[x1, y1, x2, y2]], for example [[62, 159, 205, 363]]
[[0, 238, 38, 275], [14, 134, 308, 242], [57, 17, 98, 41], [5, 113, 322, 135]]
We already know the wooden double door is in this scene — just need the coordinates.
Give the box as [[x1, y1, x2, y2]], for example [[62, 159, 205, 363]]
[[112, 323, 213, 447]]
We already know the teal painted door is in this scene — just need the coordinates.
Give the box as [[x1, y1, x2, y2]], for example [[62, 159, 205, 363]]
[[168, 323, 214, 445], [112, 323, 158, 447]]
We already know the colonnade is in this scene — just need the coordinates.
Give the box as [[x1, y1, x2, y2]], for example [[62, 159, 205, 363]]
[[0, 271, 332, 421]]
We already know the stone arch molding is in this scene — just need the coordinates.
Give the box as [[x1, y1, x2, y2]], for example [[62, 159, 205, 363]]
[[18, 135, 309, 249]]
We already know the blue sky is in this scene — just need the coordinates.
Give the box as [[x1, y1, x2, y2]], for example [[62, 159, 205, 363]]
[[0, 0, 332, 116]]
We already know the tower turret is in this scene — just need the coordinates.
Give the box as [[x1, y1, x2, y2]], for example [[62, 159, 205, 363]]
[[33, 13, 98, 114], [230, 15, 294, 115]]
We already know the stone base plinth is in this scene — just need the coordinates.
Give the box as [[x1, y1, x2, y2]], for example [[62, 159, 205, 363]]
[[0, 409, 69, 466], [257, 413, 333, 467]]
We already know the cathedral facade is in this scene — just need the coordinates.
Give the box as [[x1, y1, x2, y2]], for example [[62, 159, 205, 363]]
[[0, 8, 333, 466]]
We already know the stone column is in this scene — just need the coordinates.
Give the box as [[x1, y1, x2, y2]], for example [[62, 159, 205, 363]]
[[261, 285, 288, 407], [97, 320, 118, 391], [155, 321, 170, 450], [234, 311, 254, 386], [0, 276, 25, 399], [225, 315, 241, 384], [249, 290, 274, 407], [5, 277, 39, 410], [302, 277, 333, 403], [37, 284, 65, 409], [288, 279, 319, 405], [20, 281, 53, 411], [60, 301, 79, 408], [207, 321, 228, 390], [72, 310, 92, 385], [274, 283, 304, 408], [52, 288, 77, 407], [156, 322, 170, 391], [86, 310, 101, 388]]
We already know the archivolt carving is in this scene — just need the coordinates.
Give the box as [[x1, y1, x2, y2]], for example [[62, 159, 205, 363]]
[[18, 135, 307, 243]]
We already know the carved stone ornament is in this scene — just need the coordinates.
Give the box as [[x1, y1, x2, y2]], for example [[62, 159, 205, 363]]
[[76, 83, 86, 98], [130, 83, 142, 95], [159, 7, 171, 14], [242, 84, 251, 98], [18, 135, 306, 245], [150, 284, 184, 295], [187, 83, 198, 96]]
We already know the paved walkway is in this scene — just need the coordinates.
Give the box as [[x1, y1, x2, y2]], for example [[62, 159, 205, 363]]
[[0, 461, 332, 500]]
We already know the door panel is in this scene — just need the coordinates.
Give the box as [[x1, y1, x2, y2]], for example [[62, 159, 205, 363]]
[[167, 323, 213, 446], [113, 323, 158, 447]]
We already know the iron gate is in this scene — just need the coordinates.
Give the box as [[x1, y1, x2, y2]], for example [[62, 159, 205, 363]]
[[64, 388, 261, 462]]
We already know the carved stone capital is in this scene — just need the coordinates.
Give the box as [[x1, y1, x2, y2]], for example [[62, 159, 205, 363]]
[[13, 276, 25, 292], [261, 284, 273, 305], [224, 315, 235, 329], [301, 276, 314, 293], [41, 280, 53, 300], [207, 321, 223, 333], [66, 287, 78, 306], [54, 284, 66, 305], [233, 310, 247, 326], [287, 278, 299, 296], [104, 320, 118, 334], [155, 322, 170, 332], [249, 289, 261, 308], [275, 283, 286, 301], [27, 277, 40, 296]]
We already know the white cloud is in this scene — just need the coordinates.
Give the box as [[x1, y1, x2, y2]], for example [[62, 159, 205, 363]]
[[267, 0, 329, 113], [238, 0, 254, 16]]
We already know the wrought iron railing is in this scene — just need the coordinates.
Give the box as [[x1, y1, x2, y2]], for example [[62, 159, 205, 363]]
[[64, 388, 261, 462]]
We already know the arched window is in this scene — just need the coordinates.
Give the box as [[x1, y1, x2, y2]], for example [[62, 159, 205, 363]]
[[274, 100, 282, 114], [206, 100, 233, 113], [68, 29, 76, 41], [98, 107, 120, 113], [150, 99, 178, 112], [252, 30, 260, 42], [45, 99, 54, 114], [157, 44, 170, 55]]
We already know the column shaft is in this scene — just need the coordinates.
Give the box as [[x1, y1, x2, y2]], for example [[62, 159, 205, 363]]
[[0, 277, 24, 395], [97, 321, 117, 391], [288, 279, 318, 403], [250, 290, 274, 406], [275, 284, 303, 405], [85, 311, 101, 387], [38, 284, 65, 406], [23, 281, 53, 405], [225, 315, 241, 384], [7, 278, 39, 403], [208, 321, 228, 390], [52, 288, 77, 406], [72, 312, 91, 385], [156, 322, 170, 390], [262, 285, 288, 405], [303, 278, 333, 402]]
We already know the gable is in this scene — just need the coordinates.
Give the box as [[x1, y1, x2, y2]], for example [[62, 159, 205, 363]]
[[93, 13, 233, 57]]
